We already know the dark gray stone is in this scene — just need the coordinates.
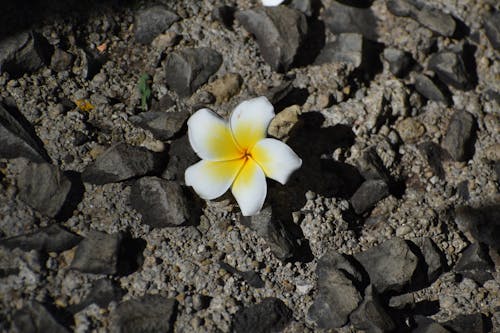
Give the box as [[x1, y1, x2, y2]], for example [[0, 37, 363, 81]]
[[50, 48, 74, 72], [454, 242, 492, 272], [454, 205, 500, 250], [442, 110, 475, 162], [323, 1, 378, 40], [443, 313, 486, 333], [130, 110, 189, 141], [82, 143, 166, 184], [13, 302, 69, 333], [112, 295, 177, 333], [0, 104, 49, 163], [484, 12, 500, 51], [150, 94, 176, 112], [134, 6, 179, 44], [350, 179, 389, 214], [354, 237, 419, 293], [386, 0, 414, 17], [412, 237, 445, 282], [413, 316, 451, 333], [428, 52, 470, 90], [384, 47, 412, 77], [315, 33, 363, 68], [161, 135, 198, 184], [69, 279, 124, 313], [212, 5, 235, 29], [219, 262, 264, 288], [232, 298, 292, 333], [71, 230, 122, 275], [236, 7, 308, 72], [414, 74, 448, 103], [17, 162, 72, 218], [418, 142, 445, 179], [130, 177, 191, 228], [164, 48, 222, 97], [356, 146, 390, 182], [0, 224, 81, 253], [264, 81, 293, 105], [350, 285, 396, 333]]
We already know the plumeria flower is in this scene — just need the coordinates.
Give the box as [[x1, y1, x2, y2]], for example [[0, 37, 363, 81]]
[[262, 0, 285, 6], [185, 96, 302, 216]]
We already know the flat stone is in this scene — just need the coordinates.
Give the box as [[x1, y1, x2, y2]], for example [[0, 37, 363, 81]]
[[354, 237, 419, 293], [50, 48, 74, 72], [161, 135, 198, 184], [134, 6, 179, 44], [442, 110, 475, 162], [443, 313, 486, 333], [356, 146, 390, 181], [112, 295, 177, 333], [315, 33, 363, 68], [428, 52, 470, 90], [13, 302, 69, 333], [384, 47, 412, 77], [350, 179, 389, 214], [232, 298, 292, 333], [413, 316, 451, 333], [130, 177, 191, 228], [164, 48, 222, 97], [396, 117, 426, 143], [454, 205, 500, 250], [484, 12, 500, 51], [129, 110, 189, 141], [454, 242, 492, 272], [268, 105, 301, 140], [219, 262, 264, 288], [205, 73, 243, 103], [323, 1, 378, 40], [414, 74, 448, 103], [0, 224, 81, 253], [71, 230, 122, 275], [412, 237, 445, 283], [150, 94, 176, 112], [386, 0, 414, 17], [82, 142, 166, 184], [349, 285, 396, 332], [236, 7, 308, 72], [69, 279, 124, 313], [17, 162, 72, 218]]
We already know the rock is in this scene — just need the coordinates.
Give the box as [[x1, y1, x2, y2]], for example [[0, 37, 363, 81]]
[[442, 110, 475, 162], [484, 12, 500, 51], [71, 230, 122, 275], [413, 316, 451, 333], [134, 6, 179, 44], [396, 117, 426, 143], [17, 162, 72, 218], [235, 7, 308, 72], [314, 33, 363, 68], [0, 31, 52, 76], [354, 237, 419, 293], [50, 48, 74, 72], [130, 177, 192, 228], [290, 0, 315, 17], [129, 110, 189, 141], [308, 250, 363, 329], [268, 105, 301, 140], [454, 243, 492, 272], [82, 143, 166, 184], [454, 205, 500, 250], [442, 313, 486, 333], [350, 285, 396, 332], [232, 298, 292, 333], [219, 262, 264, 288], [350, 179, 389, 214], [0, 224, 81, 253], [212, 5, 235, 29], [150, 94, 176, 113], [418, 142, 445, 179], [356, 146, 390, 181], [161, 135, 198, 184], [384, 48, 412, 77], [389, 293, 415, 309], [428, 52, 470, 90], [151, 31, 181, 51], [13, 302, 69, 333], [69, 279, 124, 313], [412, 237, 445, 283], [386, 0, 414, 17], [112, 295, 177, 333], [205, 73, 243, 103], [264, 81, 294, 105], [164, 48, 222, 97], [0, 104, 49, 163], [74, 48, 103, 80], [414, 74, 448, 103], [323, 1, 378, 40]]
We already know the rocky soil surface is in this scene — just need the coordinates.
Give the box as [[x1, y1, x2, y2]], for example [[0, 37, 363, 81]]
[[0, 0, 499, 332]]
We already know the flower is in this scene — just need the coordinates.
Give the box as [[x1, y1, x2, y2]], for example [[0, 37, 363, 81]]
[[185, 96, 302, 216], [261, 0, 285, 6]]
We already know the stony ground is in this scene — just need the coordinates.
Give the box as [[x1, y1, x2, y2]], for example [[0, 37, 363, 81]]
[[0, 0, 499, 332]]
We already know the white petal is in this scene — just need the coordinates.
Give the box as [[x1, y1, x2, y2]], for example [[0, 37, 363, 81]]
[[188, 108, 243, 161], [262, 0, 285, 6], [251, 138, 302, 185], [185, 159, 245, 200], [230, 96, 275, 150], [231, 158, 267, 216]]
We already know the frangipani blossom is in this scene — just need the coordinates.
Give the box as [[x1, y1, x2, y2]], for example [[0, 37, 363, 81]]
[[261, 0, 285, 6], [185, 96, 302, 216]]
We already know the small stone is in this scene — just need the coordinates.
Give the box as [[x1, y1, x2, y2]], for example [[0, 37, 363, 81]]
[[323, 1, 378, 40], [13, 302, 69, 333], [69, 279, 124, 313], [412, 237, 445, 282], [205, 73, 243, 103], [454, 205, 500, 250], [454, 243, 492, 272], [219, 262, 264, 288], [264, 81, 294, 105], [356, 146, 390, 181], [236, 7, 308, 72], [383, 48, 412, 77], [443, 313, 486, 333], [396, 117, 426, 143], [428, 52, 470, 90], [129, 110, 189, 141], [414, 74, 448, 103], [349, 285, 396, 332], [71, 230, 122, 275], [150, 94, 176, 112], [268, 105, 301, 140], [389, 293, 415, 309], [315, 33, 363, 67], [386, 0, 414, 17], [418, 142, 445, 179], [50, 48, 74, 72], [151, 31, 180, 51], [484, 12, 500, 51], [134, 6, 179, 44], [82, 142, 166, 184], [232, 298, 292, 333], [212, 5, 235, 29], [350, 179, 389, 214], [164, 48, 222, 97], [161, 135, 198, 184], [130, 177, 192, 228], [442, 110, 475, 162], [413, 316, 451, 333], [484, 143, 500, 161], [413, 6, 456, 37]]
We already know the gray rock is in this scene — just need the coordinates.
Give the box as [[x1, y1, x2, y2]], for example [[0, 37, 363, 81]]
[[0, 224, 81, 253], [236, 7, 308, 72], [264, 81, 293, 105], [69, 279, 124, 313], [442, 110, 475, 162], [354, 237, 419, 293], [454, 242, 492, 272], [414, 74, 448, 103], [290, 0, 315, 17], [350, 179, 389, 214], [323, 1, 378, 40], [384, 47, 412, 77], [232, 298, 292, 333], [150, 94, 175, 112], [17, 162, 72, 218], [314, 33, 363, 68], [161, 135, 198, 184], [71, 230, 122, 275], [82, 143, 166, 184], [50, 48, 74, 72], [350, 285, 396, 333], [129, 110, 189, 141], [0, 104, 49, 163], [412, 237, 445, 282], [454, 205, 500, 250], [0, 31, 52, 76], [164, 48, 222, 97], [413, 316, 451, 333], [112, 295, 177, 333], [130, 177, 191, 228], [219, 262, 264, 288], [13, 302, 69, 333], [484, 12, 500, 51], [418, 142, 445, 179], [386, 0, 414, 17], [428, 52, 470, 90], [356, 147, 390, 182], [134, 6, 179, 44], [443, 313, 486, 333]]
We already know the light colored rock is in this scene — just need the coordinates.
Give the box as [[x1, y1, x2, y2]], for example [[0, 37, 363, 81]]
[[268, 105, 301, 140], [205, 73, 243, 103]]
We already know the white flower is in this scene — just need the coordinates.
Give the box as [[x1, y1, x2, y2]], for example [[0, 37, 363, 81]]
[[262, 0, 285, 6], [185, 96, 302, 216]]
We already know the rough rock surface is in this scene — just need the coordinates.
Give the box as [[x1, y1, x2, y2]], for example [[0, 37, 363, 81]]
[[129, 109, 189, 141], [442, 110, 476, 162], [232, 298, 292, 333], [134, 6, 179, 44], [71, 230, 122, 275], [0, 224, 81, 252]]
